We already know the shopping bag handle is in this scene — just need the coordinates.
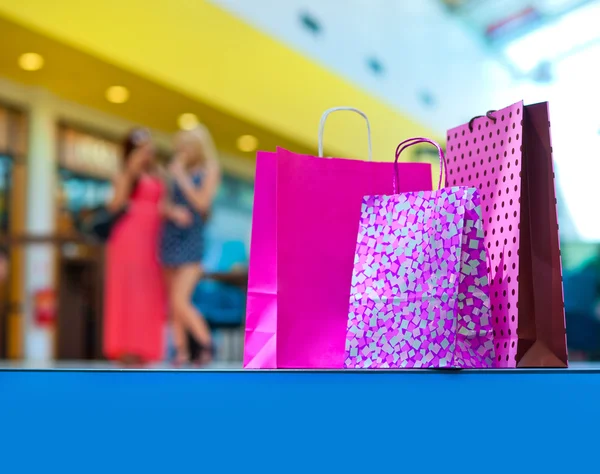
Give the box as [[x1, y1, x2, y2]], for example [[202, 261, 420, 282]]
[[394, 137, 446, 193], [318, 107, 372, 161]]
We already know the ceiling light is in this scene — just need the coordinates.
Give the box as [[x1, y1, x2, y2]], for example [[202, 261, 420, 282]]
[[18, 53, 44, 71], [237, 134, 259, 153], [105, 86, 130, 104], [366, 57, 385, 76], [299, 12, 323, 35], [178, 113, 199, 130]]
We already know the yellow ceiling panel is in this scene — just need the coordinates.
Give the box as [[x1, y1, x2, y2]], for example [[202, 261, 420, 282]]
[[0, 0, 437, 160], [0, 15, 312, 160]]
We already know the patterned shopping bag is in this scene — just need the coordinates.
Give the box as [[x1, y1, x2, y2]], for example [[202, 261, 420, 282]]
[[445, 101, 567, 367], [345, 138, 495, 368]]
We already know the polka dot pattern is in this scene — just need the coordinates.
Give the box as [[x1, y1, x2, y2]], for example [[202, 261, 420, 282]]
[[446, 101, 523, 368]]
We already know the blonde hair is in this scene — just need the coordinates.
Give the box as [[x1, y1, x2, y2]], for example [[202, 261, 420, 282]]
[[175, 124, 218, 169]]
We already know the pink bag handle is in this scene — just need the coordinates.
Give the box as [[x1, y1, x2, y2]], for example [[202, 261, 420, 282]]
[[318, 107, 372, 161], [394, 137, 446, 193]]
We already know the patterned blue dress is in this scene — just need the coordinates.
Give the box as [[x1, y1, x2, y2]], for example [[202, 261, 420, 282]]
[[161, 173, 205, 267]]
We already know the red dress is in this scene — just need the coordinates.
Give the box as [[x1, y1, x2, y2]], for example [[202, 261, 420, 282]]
[[104, 175, 166, 362]]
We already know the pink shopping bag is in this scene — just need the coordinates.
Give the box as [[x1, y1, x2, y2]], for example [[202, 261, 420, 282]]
[[345, 138, 494, 368], [446, 101, 567, 367], [244, 107, 433, 368], [243, 151, 279, 368]]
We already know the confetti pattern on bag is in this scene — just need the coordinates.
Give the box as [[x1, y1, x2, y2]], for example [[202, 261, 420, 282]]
[[345, 187, 494, 368]]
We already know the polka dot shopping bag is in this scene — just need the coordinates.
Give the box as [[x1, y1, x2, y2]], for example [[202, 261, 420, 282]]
[[345, 137, 495, 368], [446, 101, 567, 368]]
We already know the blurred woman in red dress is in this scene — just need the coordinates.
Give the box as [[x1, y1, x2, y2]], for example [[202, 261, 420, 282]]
[[103, 129, 189, 365]]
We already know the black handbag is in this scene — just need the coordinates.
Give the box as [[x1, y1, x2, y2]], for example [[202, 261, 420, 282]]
[[77, 205, 128, 242]]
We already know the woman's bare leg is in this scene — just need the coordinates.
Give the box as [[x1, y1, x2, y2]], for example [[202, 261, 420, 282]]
[[165, 268, 188, 364], [170, 264, 212, 354]]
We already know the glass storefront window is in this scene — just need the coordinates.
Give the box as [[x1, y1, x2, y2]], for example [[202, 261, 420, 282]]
[[60, 170, 112, 213], [0, 155, 11, 234], [204, 173, 254, 271]]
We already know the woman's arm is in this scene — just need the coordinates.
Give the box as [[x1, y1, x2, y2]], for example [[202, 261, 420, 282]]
[[106, 172, 135, 213], [157, 169, 173, 218], [158, 175, 193, 227], [158, 194, 171, 218], [106, 144, 147, 213], [172, 159, 221, 214]]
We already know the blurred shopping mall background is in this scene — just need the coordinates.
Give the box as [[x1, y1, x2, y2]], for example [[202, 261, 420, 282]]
[[0, 0, 598, 367]]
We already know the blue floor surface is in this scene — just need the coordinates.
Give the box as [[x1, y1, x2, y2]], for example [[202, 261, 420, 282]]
[[1, 366, 598, 473]]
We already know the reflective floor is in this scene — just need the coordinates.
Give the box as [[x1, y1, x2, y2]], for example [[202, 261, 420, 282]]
[[0, 327, 245, 370], [0, 361, 596, 370], [0, 360, 242, 370]]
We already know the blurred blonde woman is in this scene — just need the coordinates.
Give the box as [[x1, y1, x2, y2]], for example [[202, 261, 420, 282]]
[[161, 126, 220, 365]]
